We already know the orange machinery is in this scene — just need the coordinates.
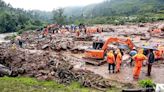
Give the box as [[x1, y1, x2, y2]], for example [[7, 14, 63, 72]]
[[149, 28, 164, 37], [151, 29, 161, 33], [84, 37, 134, 65], [86, 27, 102, 35]]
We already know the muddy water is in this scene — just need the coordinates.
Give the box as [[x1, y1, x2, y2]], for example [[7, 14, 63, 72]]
[[83, 63, 164, 84], [0, 33, 16, 43]]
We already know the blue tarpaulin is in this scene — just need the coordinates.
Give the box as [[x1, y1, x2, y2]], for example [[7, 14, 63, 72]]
[[118, 45, 129, 49], [142, 46, 158, 50]]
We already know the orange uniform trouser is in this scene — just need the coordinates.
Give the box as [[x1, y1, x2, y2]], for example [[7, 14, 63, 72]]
[[133, 66, 141, 78], [116, 63, 121, 72]]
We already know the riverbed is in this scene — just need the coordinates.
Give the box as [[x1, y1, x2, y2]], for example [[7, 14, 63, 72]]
[[0, 33, 16, 43]]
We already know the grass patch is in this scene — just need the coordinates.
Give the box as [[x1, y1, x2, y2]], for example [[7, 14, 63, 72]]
[[138, 79, 155, 88], [0, 77, 121, 92]]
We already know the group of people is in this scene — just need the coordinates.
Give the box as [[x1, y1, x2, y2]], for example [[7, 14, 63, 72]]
[[106, 47, 155, 79], [107, 49, 123, 73], [41, 24, 87, 37]]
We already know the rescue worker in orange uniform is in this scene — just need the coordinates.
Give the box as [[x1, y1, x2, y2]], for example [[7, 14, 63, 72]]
[[76, 29, 80, 36], [107, 50, 115, 73], [132, 49, 147, 79], [154, 50, 162, 61], [151, 29, 161, 34], [116, 49, 122, 73], [43, 27, 49, 37]]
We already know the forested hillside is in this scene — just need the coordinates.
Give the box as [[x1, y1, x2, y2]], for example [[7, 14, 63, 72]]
[[0, 0, 51, 33], [64, 0, 164, 24], [0, 0, 164, 33], [64, 0, 164, 17], [84, 0, 164, 17]]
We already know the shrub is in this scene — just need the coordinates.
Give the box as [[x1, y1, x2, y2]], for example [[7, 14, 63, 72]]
[[17, 29, 25, 35], [4, 34, 17, 40], [24, 25, 40, 31], [139, 79, 155, 88]]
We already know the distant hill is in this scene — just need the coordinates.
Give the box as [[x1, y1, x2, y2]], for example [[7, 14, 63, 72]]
[[64, 0, 164, 18]]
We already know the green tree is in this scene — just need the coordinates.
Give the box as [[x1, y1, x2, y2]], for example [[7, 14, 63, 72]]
[[0, 12, 17, 33], [52, 8, 66, 25]]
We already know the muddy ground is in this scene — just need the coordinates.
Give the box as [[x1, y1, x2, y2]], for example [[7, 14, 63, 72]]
[[0, 21, 164, 90]]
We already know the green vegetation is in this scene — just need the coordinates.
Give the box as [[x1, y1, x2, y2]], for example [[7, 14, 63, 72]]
[[74, 13, 164, 25], [0, 77, 93, 92], [64, 0, 164, 17], [4, 34, 17, 40], [52, 8, 67, 25], [139, 79, 155, 88], [0, 77, 120, 92], [64, 0, 164, 25], [0, 0, 49, 33], [1, 0, 164, 33]]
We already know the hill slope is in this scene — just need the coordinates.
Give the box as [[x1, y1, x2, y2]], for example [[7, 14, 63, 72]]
[[64, 0, 164, 17], [0, 0, 51, 33]]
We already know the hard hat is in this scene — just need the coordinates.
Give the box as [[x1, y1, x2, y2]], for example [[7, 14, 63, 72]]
[[144, 43, 149, 46], [132, 47, 136, 50]]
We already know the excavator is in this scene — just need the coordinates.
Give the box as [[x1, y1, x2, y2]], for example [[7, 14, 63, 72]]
[[84, 37, 134, 65], [86, 27, 102, 35], [74, 27, 102, 41], [149, 27, 164, 37]]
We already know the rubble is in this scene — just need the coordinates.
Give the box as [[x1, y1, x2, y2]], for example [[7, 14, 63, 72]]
[[0, 64, 12, 77], [73, 35, 93, 41], [50, 38, 75, 51], [18, 31, 90, 52], [0, 47, 112, 90]]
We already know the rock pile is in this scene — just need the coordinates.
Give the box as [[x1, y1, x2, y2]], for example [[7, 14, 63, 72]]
[[0, 47, 111, 90]]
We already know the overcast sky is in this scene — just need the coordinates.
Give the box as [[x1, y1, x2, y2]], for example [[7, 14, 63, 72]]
[[4, 0, 104, 11]]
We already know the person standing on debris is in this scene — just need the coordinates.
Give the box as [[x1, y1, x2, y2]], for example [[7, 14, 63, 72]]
[[18, 39, 23, 48], [16, 36, 23, 48], [84, 27, 87, 34], [76, 28, 80, 36], [11, 41, 17, 51], [147, 49, 155, 76], [143, 48, 149, 56], [132, 49, 147, 79], [107, 50, 115, 73], [49, 34, 53, 42], [129, 47, 137, 66], [116, 49, 122, 73], [43, 27, 49, 37]]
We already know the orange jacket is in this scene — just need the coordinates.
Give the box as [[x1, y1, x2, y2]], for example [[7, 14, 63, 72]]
[[152, 29, 161, 34], [116, 52, 122, 64], [133, 53, 147, 67], [155, 50, 162, 59], [44, 28, 49, 35], [107, 52, 115, 64], [76, 30, 80, 36]]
